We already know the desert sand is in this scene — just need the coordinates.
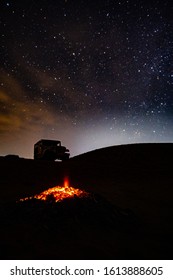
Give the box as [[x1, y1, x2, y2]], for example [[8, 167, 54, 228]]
[[0, 143, 173, 259]]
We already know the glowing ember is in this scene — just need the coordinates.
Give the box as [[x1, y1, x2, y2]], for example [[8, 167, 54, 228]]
[[20, 178, 89, 202]]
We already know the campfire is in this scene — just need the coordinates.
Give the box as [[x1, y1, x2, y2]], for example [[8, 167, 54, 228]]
[[20, 178, 89, 203], [0, 178, 136, 241]]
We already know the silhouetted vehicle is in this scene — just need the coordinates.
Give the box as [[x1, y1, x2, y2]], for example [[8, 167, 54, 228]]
[[34, 139, 70, 161]]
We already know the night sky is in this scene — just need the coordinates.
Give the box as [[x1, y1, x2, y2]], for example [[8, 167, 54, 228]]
[[0, 0, 173, 158]]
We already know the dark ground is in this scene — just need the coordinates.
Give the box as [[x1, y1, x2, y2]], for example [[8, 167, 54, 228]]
[[0, 143, 173, 259]]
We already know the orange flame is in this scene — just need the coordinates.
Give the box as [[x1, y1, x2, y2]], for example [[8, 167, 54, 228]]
[[20, 178, 88, 203], [64, 177, 69, 188]]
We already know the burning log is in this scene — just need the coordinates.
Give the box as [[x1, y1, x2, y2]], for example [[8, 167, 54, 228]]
[[19, 178, 89, 203], [0, 178, 137, 233], [0, 178, 139, 259]]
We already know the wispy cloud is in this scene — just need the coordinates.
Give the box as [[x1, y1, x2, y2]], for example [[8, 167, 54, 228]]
[[0, 71, 56, 138]]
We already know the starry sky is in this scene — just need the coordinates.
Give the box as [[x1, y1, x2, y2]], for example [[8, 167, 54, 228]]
[[0, 0, 173, 158]]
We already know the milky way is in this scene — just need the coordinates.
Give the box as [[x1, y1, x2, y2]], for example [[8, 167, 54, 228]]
[[0, 0, 173, 157]]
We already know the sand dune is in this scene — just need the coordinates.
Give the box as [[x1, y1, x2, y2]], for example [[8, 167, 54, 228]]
[[0, 143, 173, 259]]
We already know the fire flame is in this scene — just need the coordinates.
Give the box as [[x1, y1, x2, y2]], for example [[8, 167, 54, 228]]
[[20, 178, 88, 203]]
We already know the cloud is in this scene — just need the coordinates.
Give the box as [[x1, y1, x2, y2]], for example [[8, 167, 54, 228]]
[[0, 71, 57, 141], [0, 70, 92, 157]]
